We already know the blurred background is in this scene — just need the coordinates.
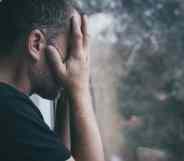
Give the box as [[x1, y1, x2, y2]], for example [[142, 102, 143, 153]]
[[32, 0, 184, 161]]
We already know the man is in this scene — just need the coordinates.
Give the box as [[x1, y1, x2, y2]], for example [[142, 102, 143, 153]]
[[0, 0, 105, 161]]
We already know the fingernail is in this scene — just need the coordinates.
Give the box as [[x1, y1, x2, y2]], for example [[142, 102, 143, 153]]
[[47, 45, 56, 52], [47, 45, 53, 49]]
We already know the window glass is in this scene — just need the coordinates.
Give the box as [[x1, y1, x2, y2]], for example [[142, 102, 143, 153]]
[[79, 0, 184, 161]]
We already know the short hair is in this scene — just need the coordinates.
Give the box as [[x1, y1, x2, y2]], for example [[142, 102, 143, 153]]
[[0, 0, 77, 56]]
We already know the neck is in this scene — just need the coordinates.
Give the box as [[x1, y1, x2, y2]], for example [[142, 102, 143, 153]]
[[0, 57, 31, 96]]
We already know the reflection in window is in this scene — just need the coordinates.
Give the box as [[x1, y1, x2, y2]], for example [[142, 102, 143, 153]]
[[80, 0, 184, 161]]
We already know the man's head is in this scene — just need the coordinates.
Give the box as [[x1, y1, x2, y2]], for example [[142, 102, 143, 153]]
[[0, 0, 81, 99]]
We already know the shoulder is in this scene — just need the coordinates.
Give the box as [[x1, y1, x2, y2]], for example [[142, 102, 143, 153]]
[[0, 96, 72, 161], [0, 94, 43, 121], [0, 83, 43, 121]]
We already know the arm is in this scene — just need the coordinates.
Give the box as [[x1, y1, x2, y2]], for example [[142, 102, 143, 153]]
[[54, 92, 71, 149], [47, 13, 105, 161], [69, 87, 104, 161], [55, 85, 104, 161]]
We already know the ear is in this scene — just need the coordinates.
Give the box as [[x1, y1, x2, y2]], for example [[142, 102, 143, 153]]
[[27, 29, 46, 62]]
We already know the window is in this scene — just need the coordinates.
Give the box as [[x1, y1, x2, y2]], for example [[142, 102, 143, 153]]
[[32, 0, 184, 160]]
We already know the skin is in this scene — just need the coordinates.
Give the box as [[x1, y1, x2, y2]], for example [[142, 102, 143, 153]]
[[0, 9, 105, 161]]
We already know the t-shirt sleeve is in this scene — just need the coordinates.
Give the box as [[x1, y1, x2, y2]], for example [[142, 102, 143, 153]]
[[5, 98, 71, 161]]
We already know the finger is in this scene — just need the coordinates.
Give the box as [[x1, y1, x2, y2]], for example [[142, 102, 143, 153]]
[[81, 15, 90, 63], [71, 15, 83, 57], [81, 15, 90, 49], [46, 45, 66, 78]]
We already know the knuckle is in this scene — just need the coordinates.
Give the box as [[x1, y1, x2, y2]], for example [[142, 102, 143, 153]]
[[75, 33, 83, 40]]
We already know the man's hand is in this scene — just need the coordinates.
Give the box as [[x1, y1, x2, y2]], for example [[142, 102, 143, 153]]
[[50, 11, 105, 161], [46, 13, 90, 94]]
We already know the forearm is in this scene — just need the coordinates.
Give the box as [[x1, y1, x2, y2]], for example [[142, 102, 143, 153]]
[[69, 88, 105, 161], [54, 93, 71, 149]]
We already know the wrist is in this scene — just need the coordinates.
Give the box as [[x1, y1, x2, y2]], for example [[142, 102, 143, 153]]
[[66, 81, 90, 94], [70, 86, 90, 98], [66, 85, 90, 103]]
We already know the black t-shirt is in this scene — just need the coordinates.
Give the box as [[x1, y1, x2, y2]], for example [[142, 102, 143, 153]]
[[0, 83, 71, 161]]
